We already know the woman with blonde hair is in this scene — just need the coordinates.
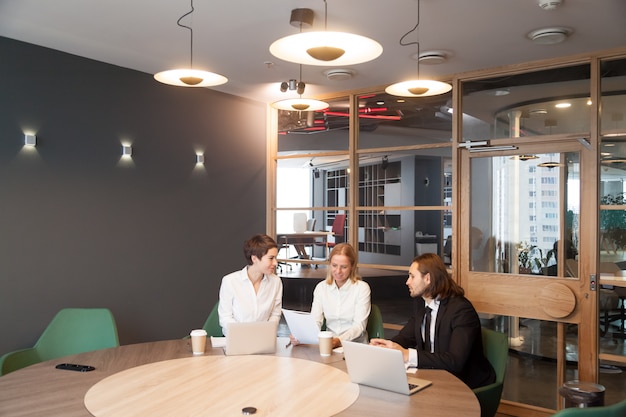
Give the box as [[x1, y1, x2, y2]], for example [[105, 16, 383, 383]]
[[291, 242, 371, 348]]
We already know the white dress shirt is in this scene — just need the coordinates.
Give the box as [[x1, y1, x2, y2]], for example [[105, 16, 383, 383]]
[[310, 279, 371, 343], [218, 266, 283, 335], [407, 298, 440, 368]]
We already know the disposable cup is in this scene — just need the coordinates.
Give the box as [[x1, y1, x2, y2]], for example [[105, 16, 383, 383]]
[[318, 331, 333, 356], [190, 329, 207, 355]]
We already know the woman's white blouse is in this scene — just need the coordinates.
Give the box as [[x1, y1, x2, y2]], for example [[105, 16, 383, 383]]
[[310, 279, 371, 343]]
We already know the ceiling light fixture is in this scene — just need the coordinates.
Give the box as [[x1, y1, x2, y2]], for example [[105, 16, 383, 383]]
[[154, 0, 227, 87], [412, 51, 448, 65], [511, 154, 539, 161], [527, 27, 572, 45], [269, 2, 382, 66], [538, 161, 563, 168], [385, 0, 451, 97], [272, 64, 329, 111]]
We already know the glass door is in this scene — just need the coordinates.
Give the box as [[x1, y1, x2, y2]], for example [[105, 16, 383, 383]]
[[460, 143, 595, 411]]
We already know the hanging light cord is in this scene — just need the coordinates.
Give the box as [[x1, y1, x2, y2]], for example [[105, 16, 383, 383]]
[[399, 0, 420, 78], [177, 0, 195, 69], [323, 0, 328, 30]]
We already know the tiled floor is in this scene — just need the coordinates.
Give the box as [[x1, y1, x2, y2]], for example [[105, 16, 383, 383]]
[[280, 264, 626, 411]]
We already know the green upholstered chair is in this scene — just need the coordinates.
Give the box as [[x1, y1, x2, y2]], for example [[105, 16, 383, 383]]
[[551, 399, 626, 417], [0, 308, 119, 376], [473, 327, 509, 417], [366, 304, 384, 341], [202, 302, 224, 337]]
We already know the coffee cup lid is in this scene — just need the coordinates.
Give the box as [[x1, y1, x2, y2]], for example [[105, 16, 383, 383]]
[[318, 331, 333, 338], [190, 329, 208, 336]]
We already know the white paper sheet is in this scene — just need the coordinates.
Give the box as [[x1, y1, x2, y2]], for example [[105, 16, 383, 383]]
[[210, 336, 226, 348], [282, 309, 320, 345]]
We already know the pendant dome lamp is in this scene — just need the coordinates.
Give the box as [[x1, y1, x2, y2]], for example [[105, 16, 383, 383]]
[[270, 1, 382, 66], [154, 0, 227, 87], [271, 64, 329, 111], [385, 0, 451, 97]]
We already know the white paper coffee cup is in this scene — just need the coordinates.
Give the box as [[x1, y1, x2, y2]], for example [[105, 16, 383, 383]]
[[190, 329, 207, 355], [318, 331, 333, 356]]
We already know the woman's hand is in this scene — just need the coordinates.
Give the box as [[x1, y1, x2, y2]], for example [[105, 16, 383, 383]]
[[332, 337, 342, 349], [289, 334, 301, 346]]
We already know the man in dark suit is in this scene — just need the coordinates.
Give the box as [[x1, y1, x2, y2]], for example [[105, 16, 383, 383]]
[[370, 253, 496, 389]]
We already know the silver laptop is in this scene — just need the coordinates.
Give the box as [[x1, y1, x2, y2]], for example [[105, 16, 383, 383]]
[[225, 321, 278, 355], [342, 341, 432, 395]]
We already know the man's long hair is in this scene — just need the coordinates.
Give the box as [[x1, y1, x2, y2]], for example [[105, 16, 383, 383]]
[[414, 253, 464, 299]]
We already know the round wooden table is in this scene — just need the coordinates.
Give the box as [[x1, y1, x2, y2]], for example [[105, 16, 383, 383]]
[[0, 338, 480, 417]]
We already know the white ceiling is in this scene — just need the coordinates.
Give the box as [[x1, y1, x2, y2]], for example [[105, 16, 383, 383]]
[[1, 0, 625, 105]]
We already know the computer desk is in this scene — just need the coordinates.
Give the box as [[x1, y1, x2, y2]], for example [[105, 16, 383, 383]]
[[277, 231, 332, 262], [0, 338, 480, 417]]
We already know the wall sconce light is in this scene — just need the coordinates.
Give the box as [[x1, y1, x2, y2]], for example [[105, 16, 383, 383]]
[[24, 134, 37, 147], [122, 145, 132, 157], [196, 153, 205, 164]]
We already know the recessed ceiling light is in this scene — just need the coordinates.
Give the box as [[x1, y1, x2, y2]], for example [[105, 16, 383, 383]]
[[555, 102, 571, 108], [529, 109, 548, 116], [538, 0, 563, 10], [323, 69, 355, 81], [527, 27, 572, 45], [411, 51, 448, 65]]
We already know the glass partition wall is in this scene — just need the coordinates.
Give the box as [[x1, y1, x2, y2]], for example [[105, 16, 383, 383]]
[[270, 50, 626, 416]]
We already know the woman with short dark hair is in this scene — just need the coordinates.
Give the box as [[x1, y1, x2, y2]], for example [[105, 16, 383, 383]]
[[218, 234, 283, 335]]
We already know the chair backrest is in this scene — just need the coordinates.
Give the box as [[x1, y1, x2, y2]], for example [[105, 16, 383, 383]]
[[551, 398, 626, 417], [306, 218, 316, 231], [481, 327, 508, 385], [331, 214, 346, 237], [0, 348, 40, 376], [34, 308, 119, 362], [202, 302, 224, 337], [366, 304, 384, 341]]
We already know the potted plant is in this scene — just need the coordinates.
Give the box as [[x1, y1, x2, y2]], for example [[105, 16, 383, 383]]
[[600, 192, 626, 252], [517, 241, 535, 274]]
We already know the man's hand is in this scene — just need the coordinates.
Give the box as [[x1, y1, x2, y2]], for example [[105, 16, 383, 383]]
[[370, 338, 409, 361]]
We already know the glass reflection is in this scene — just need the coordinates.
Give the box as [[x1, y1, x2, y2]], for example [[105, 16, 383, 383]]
[[470, 152, 580, 276], [278, 96, 350, 153], [356, 91, 452, 148], [462, 64, 590, 141]]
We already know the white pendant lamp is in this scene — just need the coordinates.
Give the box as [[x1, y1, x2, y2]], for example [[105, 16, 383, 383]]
[[385, 0, 451, 98], [271, 98, 329, 112], [270, 2, 382, 66], [154, 0, 227, 87], [271, 64, 329, 111]]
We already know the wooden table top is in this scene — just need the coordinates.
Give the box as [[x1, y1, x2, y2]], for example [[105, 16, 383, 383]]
[[0, 338, 480, 417], [601, 270, 626, 288]]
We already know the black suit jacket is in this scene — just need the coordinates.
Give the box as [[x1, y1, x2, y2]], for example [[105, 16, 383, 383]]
[[392, 296, 496, 389]]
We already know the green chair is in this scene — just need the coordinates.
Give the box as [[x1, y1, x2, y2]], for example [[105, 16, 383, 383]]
[[366, 304, 384, 341], [473, 327, 509, 417], [551, 399, 626, 417], [202, 302, 224, 337], [0, 308, 119, 376]]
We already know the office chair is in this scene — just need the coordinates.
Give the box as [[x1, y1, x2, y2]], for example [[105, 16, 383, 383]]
[[316, 214, 346, 252], [0, 308, 119, 376], [473, 327, 509, 417], [551, 398, 626, 417], [202, 302, 224, 337], [366, 304, 385, 341]]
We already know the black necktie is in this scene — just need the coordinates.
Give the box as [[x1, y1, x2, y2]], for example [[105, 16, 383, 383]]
[[423, 306, 432, 352]]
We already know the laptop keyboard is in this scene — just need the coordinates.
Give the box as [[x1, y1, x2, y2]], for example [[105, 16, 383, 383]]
[[408, 383, 420, 390]]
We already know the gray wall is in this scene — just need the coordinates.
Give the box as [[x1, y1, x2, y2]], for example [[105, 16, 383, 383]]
[[0, 37, 267, 354]]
